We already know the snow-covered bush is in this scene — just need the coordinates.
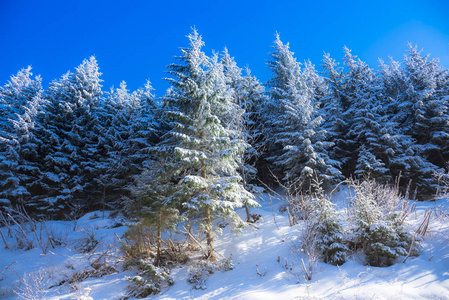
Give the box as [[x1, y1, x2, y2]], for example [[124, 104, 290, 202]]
[[0, 207, 68, 253], [312, 204, 348, 266], [125, 258, 174, 297], [348, 179, 421, 267], [300, 181, 347, 267], [73, 287, 93, 300], [283, 174, 347, 267], [187, 260, 215, 290], [121, 217, 187, 297], [187, 257, 234, 290], [76, 226, 99, 253], [14, 268, 49, 300]]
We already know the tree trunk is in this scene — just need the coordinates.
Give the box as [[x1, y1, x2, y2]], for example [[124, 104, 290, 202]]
[[245, 204, 251, 222], [199, 130, 215, 260], [156, 210, 162, 266], [204, 206, 216, 261]]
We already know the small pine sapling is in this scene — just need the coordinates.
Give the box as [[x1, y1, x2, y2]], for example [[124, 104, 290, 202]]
[[348, 179, 421, 267], [125, 258, 174, 297], [313, 205, 348, 265], [305, 179, 348, 266], [123, 160, 181, 297], [124, 159, 181, 266]]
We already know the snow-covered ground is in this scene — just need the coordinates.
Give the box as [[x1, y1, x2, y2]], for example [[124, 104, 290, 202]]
[[1, 189, 449, 299]]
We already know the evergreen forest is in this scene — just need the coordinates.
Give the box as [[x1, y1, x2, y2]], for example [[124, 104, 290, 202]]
[[1, 29, 448, 257]]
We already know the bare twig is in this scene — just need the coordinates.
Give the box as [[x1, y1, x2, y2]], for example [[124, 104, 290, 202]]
[[329, 179, 351, 198], [91, 243, 117, 266], [403, 233, 417, 263], [182, 226, 206, 256], [114, 232, 122, 243], [416, 209, 432, 237], [0, 227, 9, 249], [301, 258, 312, 281]]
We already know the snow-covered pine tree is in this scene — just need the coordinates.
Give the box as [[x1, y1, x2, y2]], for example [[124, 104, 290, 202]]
[[10, 90, 45, 209], [159, 29, 257, 260], [401, 45, 449, 169], [321, 47, 439, 195], [263, 34, 341, 191], [236, 68, 268, 185], [0, 67, 43, 209], [34, 57, 104, 214], [221, 48, 267, 221], [125, 158, 181, 266], [302, 60, 342, 188], [262, 34, 300, 179], [377, 53, 443, 196], [100, 81, 159, 205], [340, 47, 394, 182], [310, 190, 347, 266], [322, 49, 397, 181], [320, 52, 353, 177], [0, 67, 42, 137]]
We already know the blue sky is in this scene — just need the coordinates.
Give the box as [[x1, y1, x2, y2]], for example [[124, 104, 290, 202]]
[[1, 0, 449, 95]]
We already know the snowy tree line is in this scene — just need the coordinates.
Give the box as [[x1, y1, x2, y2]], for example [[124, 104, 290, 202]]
[[0, 59, 159, 217], [1, 29, 448, 221]]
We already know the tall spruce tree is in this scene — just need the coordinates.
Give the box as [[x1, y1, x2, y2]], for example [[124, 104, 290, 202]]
[[101, 81, 159, 204], [401, 45, 449, 169], [34, 57, 104, 214], [263, 34, 341, 190], [322, 47, 442, 196], [158, 29, 257, 260], [221, 48, 266, 221], [235, 67, 267, 180], [340, 47, 394, 182], [0, 67, 43, 209], [321, 52, 352, 177], [376, 50, 444, 195]]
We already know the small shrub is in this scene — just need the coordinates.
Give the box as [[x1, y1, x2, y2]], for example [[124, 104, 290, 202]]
[[313, 216, 348, 266], [294, 177, 348, 268], [187, 257, 234, 290], [175, 252, 190, 264], [0, 208, 68, 253], [187, 260, 215, 290], [76, 226, 99, 253], [125, 258, 174, 298], [121, 221, 161, 264], [55, 260, 118, 289], [348, 178, 421, 267], [14, 268, 49, 300], [218, 256, 234, 272], [72, 286, 93, 300]]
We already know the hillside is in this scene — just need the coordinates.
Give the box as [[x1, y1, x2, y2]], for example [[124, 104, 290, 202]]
[[1, 188, 449, 299]]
